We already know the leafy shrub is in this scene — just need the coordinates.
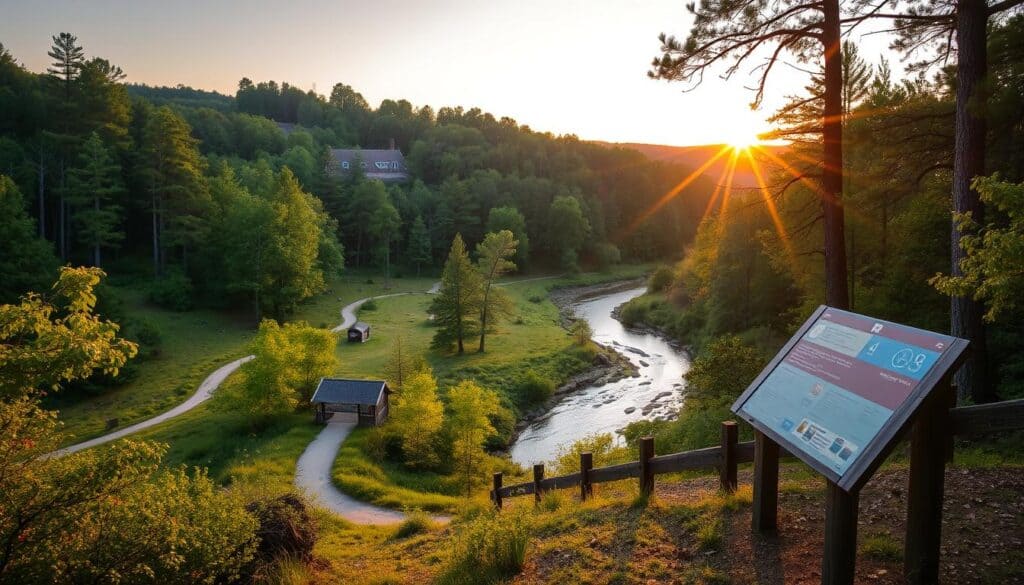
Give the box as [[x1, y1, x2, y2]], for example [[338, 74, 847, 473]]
[[245, 492, 318, 563], [570, 319, 592, 346], [550, 433, 628, 474], [684, 335, 767, 409], [148, 270, 194, 311], [517, 370, 555, 404], [527, 294, 544, 304], [539, 490, 567, 512], [393, 509, 434, 539], [594, 241, 621, 271], [130, 318, 163, 359], [361, 298, 378, 311], [435, 510, 530, 585], [648, 265, 675, 293]]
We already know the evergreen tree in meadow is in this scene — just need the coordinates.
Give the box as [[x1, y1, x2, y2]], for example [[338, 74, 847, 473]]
[[430, 234, 482, 354], [406, 215, 432, 276], [67, 132, 123, 267], [390, 370, 444, 469], [475, 230, 517, 352], [383, 335, 427, 392]]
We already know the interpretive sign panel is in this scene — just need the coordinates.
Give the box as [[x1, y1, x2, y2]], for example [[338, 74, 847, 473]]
[[732, 306, 968, 492]]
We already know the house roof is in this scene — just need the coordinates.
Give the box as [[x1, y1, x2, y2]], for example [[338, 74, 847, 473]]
[[327, 148, 409, 182], [311, 378, 388, 405], [349, 321, 370, 332]]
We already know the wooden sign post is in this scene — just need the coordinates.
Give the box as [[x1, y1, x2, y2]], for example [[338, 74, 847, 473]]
[[733, 306, 968, 585]]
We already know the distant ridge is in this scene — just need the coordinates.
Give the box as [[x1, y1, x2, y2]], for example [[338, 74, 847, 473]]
[[593, 141, 789, 190]]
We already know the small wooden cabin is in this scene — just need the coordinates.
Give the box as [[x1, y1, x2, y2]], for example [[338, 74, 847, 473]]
[[310, 378, 391, 426], [347, 321, 371, 342]]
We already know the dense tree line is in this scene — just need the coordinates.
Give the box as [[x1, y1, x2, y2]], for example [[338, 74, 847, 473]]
[[1, 34, 718, 320]]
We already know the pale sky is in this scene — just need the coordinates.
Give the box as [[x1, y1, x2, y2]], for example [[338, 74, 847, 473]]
[[1, 0, 900, 146]]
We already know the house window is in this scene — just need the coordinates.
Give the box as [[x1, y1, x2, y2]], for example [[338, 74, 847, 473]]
[[391, 161, 399, 169], [341, 161, 350, 169]]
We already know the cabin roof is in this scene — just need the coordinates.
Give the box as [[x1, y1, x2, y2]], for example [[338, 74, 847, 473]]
[[349, 321, 370, 333], [311, 378, 388, 405]]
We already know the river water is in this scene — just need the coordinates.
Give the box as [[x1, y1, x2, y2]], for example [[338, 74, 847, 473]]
[[509, 287, 691, 465]]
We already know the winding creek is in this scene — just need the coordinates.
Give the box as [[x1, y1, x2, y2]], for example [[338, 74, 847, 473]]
[[510, 287, 691, 465]]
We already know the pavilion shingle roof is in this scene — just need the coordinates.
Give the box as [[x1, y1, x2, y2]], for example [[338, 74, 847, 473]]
[[311, 378, 387, 405]]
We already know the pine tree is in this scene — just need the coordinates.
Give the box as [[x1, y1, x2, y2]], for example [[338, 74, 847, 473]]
[[475, 230, 517, 352], [138, 106, 207, 275], [446, 380, 500, 497], [430, 234, 482, 354], [67, 132, 123, 267], [407, 215, 432, 276], [383, 335, 426, 392], [390, 370, 444, 469], [46, 33, 84, 100]]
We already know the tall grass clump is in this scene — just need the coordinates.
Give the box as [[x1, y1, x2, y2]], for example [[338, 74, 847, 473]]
[[393, 509, 435, 539], [435, 510, 530, 585]]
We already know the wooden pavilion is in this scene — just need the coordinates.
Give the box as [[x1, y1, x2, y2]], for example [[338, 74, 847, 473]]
[[310, 378, 391, 426]]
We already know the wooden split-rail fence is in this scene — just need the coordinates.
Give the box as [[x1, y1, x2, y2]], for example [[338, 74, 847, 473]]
[[491, 397, 1024, 585]]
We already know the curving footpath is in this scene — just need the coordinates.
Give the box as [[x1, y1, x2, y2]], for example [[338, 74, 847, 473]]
[[52, 276, 561, 523], [51, 355, 255, 458]]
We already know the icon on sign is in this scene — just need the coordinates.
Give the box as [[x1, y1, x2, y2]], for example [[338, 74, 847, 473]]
[[808, 324, 826, 339], [866, 342, 879, 356], [936, 342, 945, 349], [892, 348, 914, 369], [871, 323, 884, 333]]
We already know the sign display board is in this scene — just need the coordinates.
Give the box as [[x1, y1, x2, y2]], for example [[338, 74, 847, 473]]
[[732, 306, 968, 492]]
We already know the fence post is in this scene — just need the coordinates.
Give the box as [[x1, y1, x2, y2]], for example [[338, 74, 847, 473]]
[[720, 421, 738, 492], [822, 481, 859, 585], [492, 472, 503, 510], [639, 436, 655, 497], [905, 380, 953, 584], [580, 452, 593, 502], [752, 430, 780, 531], [533, 464, 544, 505]]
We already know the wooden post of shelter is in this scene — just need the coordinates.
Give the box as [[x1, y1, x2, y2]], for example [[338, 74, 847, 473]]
[[492, 472, 503, 510], [720, 421, 738, 492], [533, 464, 544, 505], [904, 379, 953, 584], [752, 430, 780, 531], [822, 481, 859, 585], [639, 436, 655, 497], [580, 452, 593, 501]]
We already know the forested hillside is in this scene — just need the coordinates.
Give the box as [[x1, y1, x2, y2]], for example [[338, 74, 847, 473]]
[[0, 34, 717, 318], [620, 29, 1024, 433]]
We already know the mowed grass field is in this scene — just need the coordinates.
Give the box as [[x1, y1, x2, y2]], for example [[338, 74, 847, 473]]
[[51, 273, 436, 447]]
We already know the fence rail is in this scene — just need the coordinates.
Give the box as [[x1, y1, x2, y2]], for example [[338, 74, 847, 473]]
[[492, 398, 1024, 509]]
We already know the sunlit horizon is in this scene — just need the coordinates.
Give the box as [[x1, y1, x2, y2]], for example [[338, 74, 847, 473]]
[[0, 0, 893, 147]]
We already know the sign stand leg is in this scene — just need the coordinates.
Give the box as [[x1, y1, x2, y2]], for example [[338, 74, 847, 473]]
[[822, 481, 858, 585], [752, 430, 779, 531], [904, 381, 952, 584]]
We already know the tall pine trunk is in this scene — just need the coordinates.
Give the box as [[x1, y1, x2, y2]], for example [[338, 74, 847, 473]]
[[951, 0, 992, 403], [821, 0, 849, 310], [94, 195, 101, 267]]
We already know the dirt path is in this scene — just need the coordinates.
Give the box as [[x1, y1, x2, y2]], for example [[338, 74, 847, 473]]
[[294, 415, 451, 525], [51, 355, 255, 458]]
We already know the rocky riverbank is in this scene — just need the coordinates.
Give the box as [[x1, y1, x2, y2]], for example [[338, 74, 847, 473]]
[[509, 279, 643, 447]]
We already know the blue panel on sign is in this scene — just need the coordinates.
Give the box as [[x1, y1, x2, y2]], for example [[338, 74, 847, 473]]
[[855, 336, 940, 381]]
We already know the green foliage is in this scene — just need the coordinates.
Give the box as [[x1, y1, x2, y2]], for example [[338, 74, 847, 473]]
[[570, 319, 593, 346], [517, 369, 555, 404], [648, 265, 675, 293], [245, 493, 318, 565], [932, 175, 1024, 322], [594, 241, 621, 271], [66, 132, 124, 267], [0, 395, 257, 584], [684, 335, 767, 409], [446, 380, 501, 497], [435, 510, 530, 585], [548, 196, 591, 260], [0, 176, 58, 303], [390, 370, 445, 469], [228, 319, 338, 416], [148, 268, 194, 310], [383, 334, 426, 391], [393, 509, 435, 539], [407, 215, 432, 275], [430, 235, 482, 354], [861, 532, 903, 562], [550, 432, 625, 475], [0, 266, 137, 398], [486, 206, 530, 267], [475, 230, 518, 352]]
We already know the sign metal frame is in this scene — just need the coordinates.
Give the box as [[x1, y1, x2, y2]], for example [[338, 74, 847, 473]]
[[731, 305, 969, 493]]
